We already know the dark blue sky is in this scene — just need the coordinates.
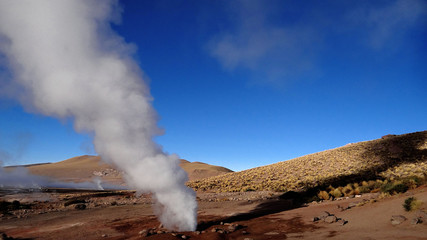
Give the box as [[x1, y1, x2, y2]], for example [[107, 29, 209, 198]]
[[1, 0, 426, 171]]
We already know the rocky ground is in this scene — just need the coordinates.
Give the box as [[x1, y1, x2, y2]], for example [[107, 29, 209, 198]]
[[1, 187, 426, 240]]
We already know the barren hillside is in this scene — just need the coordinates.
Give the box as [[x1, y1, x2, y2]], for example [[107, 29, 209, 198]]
[[7, 155, 232, 184]]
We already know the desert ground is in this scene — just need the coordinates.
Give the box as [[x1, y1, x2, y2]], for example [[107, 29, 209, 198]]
[[0, 186, 426, 240], [1, 131, 427, 239]]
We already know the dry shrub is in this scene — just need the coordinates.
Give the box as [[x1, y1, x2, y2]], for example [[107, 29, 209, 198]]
[[403, 197, 423, 211], [342, 185, 354, 196], [330, 188, 342, 198], [317, 191, 330, 200]]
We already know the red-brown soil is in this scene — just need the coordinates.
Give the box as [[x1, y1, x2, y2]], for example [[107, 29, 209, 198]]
[[1, 186, 426, 240]]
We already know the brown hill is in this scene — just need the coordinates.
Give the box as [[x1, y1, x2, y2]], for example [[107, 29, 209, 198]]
[[188, 131, 427, 192], [180, 160, 233, 181], [13, 155, 232, 184]]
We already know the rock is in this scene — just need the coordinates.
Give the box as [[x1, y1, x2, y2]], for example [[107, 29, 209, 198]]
[[324, 215, 338, 223], [101, 234, 107, 238], [139, 229, 148, 237], [264, 231, 280, 235], [312, 216, 320, 222], [391, 215, 407, 225], [75, 204, 86, 210], [411, 218, 423, 225], [181, 235, 188, 239], [211, 228, 218, 232], [318, 211, 331, 220], [227, 224, 240, 232], [243, 238, 254, 240], [337, 205, 347, 212], [337, 219, 348, 225]]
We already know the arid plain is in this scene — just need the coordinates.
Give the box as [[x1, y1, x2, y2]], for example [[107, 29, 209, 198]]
[[1, 131, 426, 240]]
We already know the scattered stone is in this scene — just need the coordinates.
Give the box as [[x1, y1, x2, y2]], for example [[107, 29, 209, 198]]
[[139, 229, 148, 237], [337, 205, 348, 212], [101, 234, 107, 238], [74, 204, 86, 210], [337, 219, 348, 225], [312, 216, 320, 222], [211, 228, 218, 232], [318, 211, 331, 220], [227, 224, 240, 232], [242, 230, 248, 235], [158, 223, 163, 228], [244, 238, 254, 240], [411, 218, 423, 225], [324, 215, 338, 223], [391, 215, 407, 225], [181, 235, 188, 239], [264, 231, 280, 235]]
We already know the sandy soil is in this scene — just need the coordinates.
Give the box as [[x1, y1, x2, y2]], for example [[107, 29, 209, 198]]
[[1, 187, 426, 240]]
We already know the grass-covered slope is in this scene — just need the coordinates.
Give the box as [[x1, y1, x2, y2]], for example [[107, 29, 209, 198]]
[[188, 131, 427, 192]]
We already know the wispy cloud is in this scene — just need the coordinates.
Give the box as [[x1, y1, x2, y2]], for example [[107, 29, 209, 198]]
[[350, 0, 427, 49], [208, 0, 321, 86], [207, 0, 426, 85]]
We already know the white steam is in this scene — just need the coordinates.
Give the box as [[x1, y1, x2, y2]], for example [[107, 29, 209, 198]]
[[0, 165, 119, 190], [0, 0, 197, 231]]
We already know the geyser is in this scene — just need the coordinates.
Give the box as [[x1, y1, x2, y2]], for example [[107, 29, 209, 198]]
[[0, 0, 197, 231]]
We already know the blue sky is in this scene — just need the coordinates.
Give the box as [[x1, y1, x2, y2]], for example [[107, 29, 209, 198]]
[[0, 0, 426, 171]]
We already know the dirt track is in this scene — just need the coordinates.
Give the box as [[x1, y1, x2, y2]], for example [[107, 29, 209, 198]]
[[1, 187, 427, 240]]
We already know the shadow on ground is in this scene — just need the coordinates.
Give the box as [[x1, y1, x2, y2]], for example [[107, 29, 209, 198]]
[[197, 131, 427, 231]]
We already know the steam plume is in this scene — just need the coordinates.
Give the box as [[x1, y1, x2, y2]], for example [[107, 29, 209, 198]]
[[0, 165, 121, 190], [0, 0, 197, 231]]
